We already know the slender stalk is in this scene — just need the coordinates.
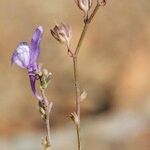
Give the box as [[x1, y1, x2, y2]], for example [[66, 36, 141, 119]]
[[72, 3, 101, 150], [75, 23, 89, 56], [40, 88, 52, 150], [88, 4, 100, 24], [45, 107, 52, 148], [73, 56, 81, 150], [76, 123, 81, 150], [75, 4, 101, 56]]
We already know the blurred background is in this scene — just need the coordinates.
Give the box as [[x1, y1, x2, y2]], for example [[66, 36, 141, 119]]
[[0, 0, 150, 149]]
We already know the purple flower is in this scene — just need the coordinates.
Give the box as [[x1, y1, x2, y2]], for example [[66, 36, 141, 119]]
[[11, 26, 43, 101]]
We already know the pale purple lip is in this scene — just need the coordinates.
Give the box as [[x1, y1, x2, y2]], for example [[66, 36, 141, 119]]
[[11, 26, 44, 101]]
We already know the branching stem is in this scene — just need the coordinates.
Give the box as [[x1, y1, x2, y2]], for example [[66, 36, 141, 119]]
[[72, 3, 101, 150]]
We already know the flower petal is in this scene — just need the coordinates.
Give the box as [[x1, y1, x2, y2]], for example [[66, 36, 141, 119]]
[[29, 74, 43, 101], [30, 26, 43, 65], [11, 42, 30, 68]]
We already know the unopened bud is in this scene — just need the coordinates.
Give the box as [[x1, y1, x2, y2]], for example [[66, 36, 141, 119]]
[[38, 102, 46, 120], [70, 112, 79, 126], [97, 0, 107, 6], [43, 69, 49, 76], [40, 69, 52, 90], [42, 136, 51, 150], [74, 0, 93, 18], [50, 23, 72, 46], [80, 90, 87, 101]]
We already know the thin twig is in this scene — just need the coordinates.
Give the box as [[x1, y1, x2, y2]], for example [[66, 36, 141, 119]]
[[73, 56, 81, 150], [45, 106, 52, 148], [88, 4, 100, 24], [75, 23, 89, 56], [40, 86, 52, 150], [72, 3, 101, 150]]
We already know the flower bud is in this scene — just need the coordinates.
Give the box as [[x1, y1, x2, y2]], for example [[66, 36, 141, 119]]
[[42, 136, 51, 150], [50, 23, 72, 46], [41, 69, 52, 90], [80, 90, 87, 102], [97, 0, 106, 6], [70, 112, 79, 126], [74, 0, 93, 16], [38, 101, 46, 120]]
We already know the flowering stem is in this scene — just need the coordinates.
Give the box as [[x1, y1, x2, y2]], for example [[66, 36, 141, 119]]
[[45, 106, 52, 149], [72, 3, 101, 150], [40, 82, 53, 150]]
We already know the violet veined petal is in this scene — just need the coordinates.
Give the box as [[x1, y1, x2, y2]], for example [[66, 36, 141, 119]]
[[30, 26, 43, 65], [11, 42, 30, 69], [29, 74, 43, 101]]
